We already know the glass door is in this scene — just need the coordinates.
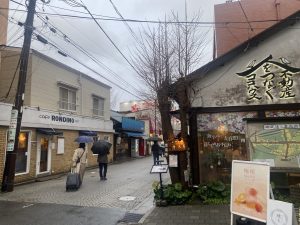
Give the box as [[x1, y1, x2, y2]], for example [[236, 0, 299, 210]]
[[37, 136, 51, 174]]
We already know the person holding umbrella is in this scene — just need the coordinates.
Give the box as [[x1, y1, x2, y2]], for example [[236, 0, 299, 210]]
[[72, 142, 88, 187], [91, 139, 112, 181]]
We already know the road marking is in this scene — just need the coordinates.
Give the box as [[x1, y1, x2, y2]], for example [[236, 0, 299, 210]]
[[22, 204, 34, 208]]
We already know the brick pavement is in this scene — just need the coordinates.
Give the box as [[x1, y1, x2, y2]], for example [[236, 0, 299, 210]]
[[137, 205, 231, 225]]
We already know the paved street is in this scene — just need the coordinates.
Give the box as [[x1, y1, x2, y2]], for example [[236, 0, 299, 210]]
[[0, 156, 170, 225]]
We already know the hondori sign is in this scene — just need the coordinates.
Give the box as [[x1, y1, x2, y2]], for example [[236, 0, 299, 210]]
[[231, 160, 270, 222]]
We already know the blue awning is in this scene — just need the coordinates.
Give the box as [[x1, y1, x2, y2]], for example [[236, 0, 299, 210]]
[[124, 132, 145, 138], [37, 128, 63, 135], [79, 130, 98, 136]]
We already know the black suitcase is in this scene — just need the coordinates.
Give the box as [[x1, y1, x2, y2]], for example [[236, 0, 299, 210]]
[[66, 169, 80, 191]]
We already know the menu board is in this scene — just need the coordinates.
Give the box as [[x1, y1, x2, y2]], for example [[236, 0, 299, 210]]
[[231, 160, 270, 222]]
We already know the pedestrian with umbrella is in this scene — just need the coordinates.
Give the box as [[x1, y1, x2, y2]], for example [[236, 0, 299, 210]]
[[72, 136, 93, 186], [91, 140, 112, 181]]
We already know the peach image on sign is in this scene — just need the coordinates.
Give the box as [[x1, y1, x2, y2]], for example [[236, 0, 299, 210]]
[[234, 187, 265, 217]]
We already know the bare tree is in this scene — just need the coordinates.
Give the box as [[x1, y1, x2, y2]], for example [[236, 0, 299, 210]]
[[132, 11, 208, 185]]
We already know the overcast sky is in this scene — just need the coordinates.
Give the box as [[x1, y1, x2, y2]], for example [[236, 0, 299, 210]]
[[7, 0, 225, 109]]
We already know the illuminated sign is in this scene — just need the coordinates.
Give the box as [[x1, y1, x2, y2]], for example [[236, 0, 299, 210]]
[[237, 55, 300, 102]]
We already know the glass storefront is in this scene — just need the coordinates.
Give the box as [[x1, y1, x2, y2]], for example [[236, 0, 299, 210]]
[[197, 112, 257, 183]]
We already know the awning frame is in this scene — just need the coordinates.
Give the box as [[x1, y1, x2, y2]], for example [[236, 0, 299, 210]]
[[36, 128, 63, 135]]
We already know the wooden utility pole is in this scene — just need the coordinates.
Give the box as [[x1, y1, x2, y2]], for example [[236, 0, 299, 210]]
[[1, 0, 37, 192]]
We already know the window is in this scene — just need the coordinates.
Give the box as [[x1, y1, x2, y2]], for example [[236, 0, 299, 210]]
[[93, 96, 104, 116], [59, 86, 76, 111], [15, 132, 30, 174]]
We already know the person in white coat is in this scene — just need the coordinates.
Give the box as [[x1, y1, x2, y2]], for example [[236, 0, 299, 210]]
[[72, 143, 87, 186]]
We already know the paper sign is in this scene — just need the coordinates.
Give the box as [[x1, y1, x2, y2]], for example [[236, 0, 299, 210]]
[[267, 199, 296, 225], [169, 155, 178, 167], [231, 160, 270, 222], [150, 164, 168, 174]]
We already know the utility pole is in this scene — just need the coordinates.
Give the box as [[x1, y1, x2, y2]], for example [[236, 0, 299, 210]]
[[1, 0, 37, 192]]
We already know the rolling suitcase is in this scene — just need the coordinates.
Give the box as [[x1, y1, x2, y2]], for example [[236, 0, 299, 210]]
[[66, 168, 80, 191]]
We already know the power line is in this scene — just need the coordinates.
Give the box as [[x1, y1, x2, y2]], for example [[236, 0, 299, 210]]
[[238, 0, 253, 32], [33, 32, 144, 101], [3, 7, 298, 26], [77, 0, 141, 76], [9, 1, 143, 94], [34, 11, 141, 94], [108, 0, 140, 43]]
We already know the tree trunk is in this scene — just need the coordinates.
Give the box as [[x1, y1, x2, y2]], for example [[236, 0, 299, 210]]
[[157, 86, 180, 184]]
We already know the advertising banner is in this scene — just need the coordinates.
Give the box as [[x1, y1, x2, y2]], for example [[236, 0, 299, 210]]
[[231, 160, 270, 222]]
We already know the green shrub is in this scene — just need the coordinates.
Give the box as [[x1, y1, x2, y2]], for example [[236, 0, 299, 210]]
[[195, 181, 230, 205], [153, 182, 193, 205]]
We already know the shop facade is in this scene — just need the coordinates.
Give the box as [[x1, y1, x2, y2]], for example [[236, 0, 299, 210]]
[[111, 112, 145, 159], [0, 103, 114, 184], [186, 11, 300, 186], [0, 46, 114, 185]]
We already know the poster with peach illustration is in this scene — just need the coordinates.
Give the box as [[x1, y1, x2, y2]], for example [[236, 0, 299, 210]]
[[231, 160, 270, 222]]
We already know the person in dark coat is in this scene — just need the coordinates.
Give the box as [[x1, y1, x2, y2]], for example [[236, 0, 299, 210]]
[[151, 141, 160, 165], [96, 145, 110, 181]]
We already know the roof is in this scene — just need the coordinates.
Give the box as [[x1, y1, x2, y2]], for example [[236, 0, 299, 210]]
[[0, 45, 111, 89], [185, 10, 300, 83], [110, 110, 123, 123]]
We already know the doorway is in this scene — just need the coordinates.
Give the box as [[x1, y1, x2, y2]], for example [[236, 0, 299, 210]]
[[37, 135, 51, 174]]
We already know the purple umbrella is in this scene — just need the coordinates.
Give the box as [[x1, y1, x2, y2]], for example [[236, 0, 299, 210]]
[[74, 136, 94, 143]]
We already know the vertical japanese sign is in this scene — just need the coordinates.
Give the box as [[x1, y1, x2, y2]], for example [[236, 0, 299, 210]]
[[7, 109, 18, 152], [237, 55, 300, 102], [231, 160, 270, 222]]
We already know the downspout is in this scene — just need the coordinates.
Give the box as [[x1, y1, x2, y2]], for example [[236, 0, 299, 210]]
[[77, 73, 83, 115], [274, 0, 280, 20]]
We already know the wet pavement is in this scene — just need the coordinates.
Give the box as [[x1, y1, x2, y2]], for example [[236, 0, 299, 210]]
[[0, 156, 169, 225]]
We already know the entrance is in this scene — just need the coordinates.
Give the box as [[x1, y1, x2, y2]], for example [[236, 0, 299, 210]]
[[37, 135, 51, 174]]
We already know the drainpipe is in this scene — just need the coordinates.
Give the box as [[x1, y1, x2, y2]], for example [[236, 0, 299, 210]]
[[77, 74, 83, 115], [274, 0, 280, 21]]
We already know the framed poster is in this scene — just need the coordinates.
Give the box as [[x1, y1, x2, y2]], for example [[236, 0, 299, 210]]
[[231, 160, 270, 222], [247, 121, 300, 168]]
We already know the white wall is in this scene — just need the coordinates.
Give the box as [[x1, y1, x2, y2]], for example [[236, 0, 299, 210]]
[[190, 22, 300, 108]]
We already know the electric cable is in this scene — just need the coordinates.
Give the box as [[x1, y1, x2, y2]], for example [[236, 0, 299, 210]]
[[32, 32, 145, 101], [3, 7, 298, 27], [35, 12, 142, 94], [77, 0, 142, 77]]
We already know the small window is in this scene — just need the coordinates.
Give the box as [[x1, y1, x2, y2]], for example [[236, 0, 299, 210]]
[[59, 86, 76, 111], [93, 96, 104, 116]]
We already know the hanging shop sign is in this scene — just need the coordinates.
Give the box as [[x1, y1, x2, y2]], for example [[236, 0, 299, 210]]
[[231, 160, 270, 222], [237, 55, 300, 102]]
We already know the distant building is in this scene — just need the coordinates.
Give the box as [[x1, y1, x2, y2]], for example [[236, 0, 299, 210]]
[[111, 110, 146, 159], [0, 0, 9, 45], [119, 100, 181, 137], [214, 0, 300, 58], [0, 46, 114, 185]]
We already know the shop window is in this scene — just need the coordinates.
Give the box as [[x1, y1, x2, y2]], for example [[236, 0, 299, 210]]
[[92, 96, 104, 117], [15, 132, 30, 174], [197, 112, 257, 184], [59, 86, 76, 111]]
